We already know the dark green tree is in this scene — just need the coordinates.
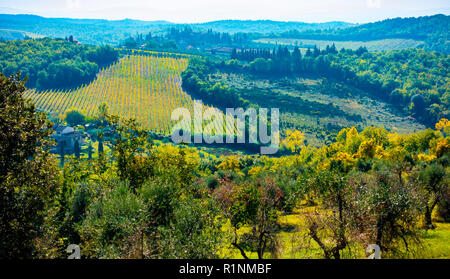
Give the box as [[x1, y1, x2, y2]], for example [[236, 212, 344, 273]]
[[65, 109, 85, 127], [88, 143, 93, 160], [0, 74, 60, 258], [98, 140, 104, 154], [74, 140, 80, 158], [418, 163, 447, 229]]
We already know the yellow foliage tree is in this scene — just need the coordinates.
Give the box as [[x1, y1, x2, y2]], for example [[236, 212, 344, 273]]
[[217, 155, 242, 173], [357, 139, 378, 159], [435, 138, 450, 158], [436, 118, 450, 135], [248, 166, 265, 176], [281, 130, 305, 153]]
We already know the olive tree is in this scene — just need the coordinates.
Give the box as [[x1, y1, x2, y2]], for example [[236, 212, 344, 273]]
[[0, 74, 60, 258]]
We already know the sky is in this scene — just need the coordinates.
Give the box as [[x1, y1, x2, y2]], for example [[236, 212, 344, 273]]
[[0, 0, 449, 23]]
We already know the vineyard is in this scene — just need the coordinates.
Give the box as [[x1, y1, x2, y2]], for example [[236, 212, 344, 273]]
[[23, 51, 229, 135]]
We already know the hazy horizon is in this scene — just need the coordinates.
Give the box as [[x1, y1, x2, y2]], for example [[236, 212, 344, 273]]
[[0, 0, 449, 24]]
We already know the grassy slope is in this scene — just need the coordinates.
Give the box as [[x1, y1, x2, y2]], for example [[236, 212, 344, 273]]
[[212, 73, 425, 146], [253, 38, 424, 51], [0, 29, 44, 40]]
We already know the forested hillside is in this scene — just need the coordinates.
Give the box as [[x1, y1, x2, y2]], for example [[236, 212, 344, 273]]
[[2, 14, 448, 54], [0, 38, 118, 89], [214, 46, 450, 126], [275, 14, 450, 53], [0, 14, 173, 45], [191, 20, 354, 34], [0, 14, 352, 46]]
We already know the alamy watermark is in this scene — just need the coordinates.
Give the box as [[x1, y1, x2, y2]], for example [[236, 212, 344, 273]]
[[65, 243, 381, 259], [367, 244, 381, 259], [170, 100, 280, 155], [67, 244, 81, 259]]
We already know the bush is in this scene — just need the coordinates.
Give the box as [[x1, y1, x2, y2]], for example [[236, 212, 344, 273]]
[[80, 181, 147, 258], [157, 198, 223, 259], [65, 109, 86, 127], [206, 175, 219, 190]]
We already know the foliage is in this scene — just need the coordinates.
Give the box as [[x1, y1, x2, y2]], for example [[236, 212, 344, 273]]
[[214, 176, 283, 259], [281, 130, 305, 153], [276, 14, 450, 53], [65, 108, 86, 127], [0, 38, 118, 89], [1, 71, 450, 259], [0, 74, 60, 258], [417, 163, 447, 229], [182, 57, 249, 109], [224, 47, 449, 126]]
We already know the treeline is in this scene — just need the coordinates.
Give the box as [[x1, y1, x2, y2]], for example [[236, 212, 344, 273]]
[[121, 27, 258, 53], [181, 57, 250, 109], [228, 44, 360, 73], [0, 38, 118, 89], [0, 14, 173, 46], [122, 32, 178, 52], [1, 74, 449, 259], [223, 46, 449, 126], [167, 26, 256, 48], [277, 14, 450, 53]]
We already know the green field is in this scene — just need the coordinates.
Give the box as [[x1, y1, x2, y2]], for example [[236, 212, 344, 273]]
[[254, 38, 424, 51]]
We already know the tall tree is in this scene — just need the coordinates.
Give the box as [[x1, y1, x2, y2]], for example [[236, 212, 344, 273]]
[[0, 74, 60, 258], [74, 140, 81, 158]]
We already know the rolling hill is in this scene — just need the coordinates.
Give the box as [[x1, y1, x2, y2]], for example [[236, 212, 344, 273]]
[[191, 20, 354, 34], [0, 14, 173, 45], [23, 51, 229, 135], [273, 14, 450, 53], [23, 51, 191, 134], [0, 14, 354, 45]]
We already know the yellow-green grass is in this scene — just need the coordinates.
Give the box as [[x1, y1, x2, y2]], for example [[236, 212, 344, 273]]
[[416, 222, 450, 259], [220, 205, 450, 259]]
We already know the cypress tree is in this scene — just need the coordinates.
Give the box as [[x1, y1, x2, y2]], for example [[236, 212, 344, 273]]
[[88, 144, 93, 160], [98, 140, 104, 154], [74, 140, 80, 158]]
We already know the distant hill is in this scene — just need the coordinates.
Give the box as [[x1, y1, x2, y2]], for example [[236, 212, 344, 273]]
[[191, 20, 355, 34], [275, 14, 450, 53], [0, 14, 353, 45], [0, 14, 173, 45], [1, 13, 447, 52]]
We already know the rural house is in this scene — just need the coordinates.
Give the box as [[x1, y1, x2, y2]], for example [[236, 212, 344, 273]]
[[53, 126, 85, 154]]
